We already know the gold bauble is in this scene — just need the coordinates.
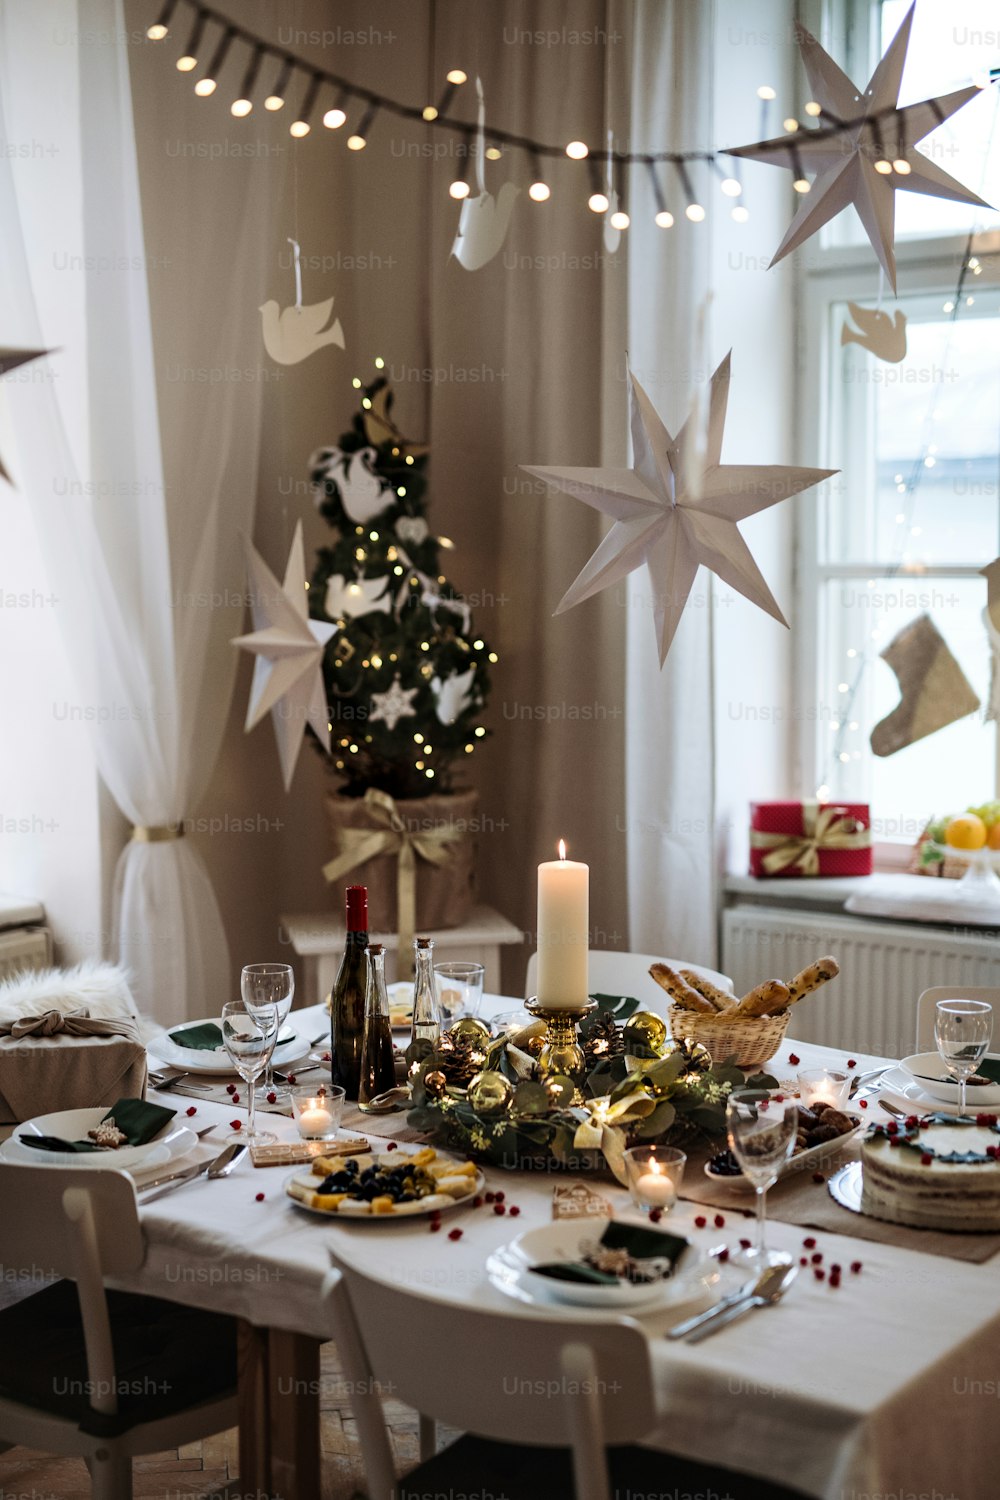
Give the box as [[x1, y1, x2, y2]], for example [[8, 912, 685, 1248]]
[[423, 1069, 448, 1098], [446, 1017, 492, 1047], [622, 1010, 668, 1054], [467, 1070, 514, 1114], [522, 1033, 545, 1058]]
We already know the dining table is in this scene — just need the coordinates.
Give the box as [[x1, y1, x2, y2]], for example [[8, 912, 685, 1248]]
[[8, 994, 1000, 1500]]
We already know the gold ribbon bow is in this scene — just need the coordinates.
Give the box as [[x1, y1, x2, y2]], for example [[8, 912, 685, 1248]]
[[322, 788, 463, 971], [750, 802, 870, 877]]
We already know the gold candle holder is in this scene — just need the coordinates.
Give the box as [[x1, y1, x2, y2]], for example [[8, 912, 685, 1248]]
[[524, 998, 596, 1082]]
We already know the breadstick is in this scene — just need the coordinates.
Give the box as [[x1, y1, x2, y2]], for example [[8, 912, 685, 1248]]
[[649, 962, 715, 1014], [786, 956, 840, 1005], [680, 969, 736, 1013], [734, 979, 790, 1018]]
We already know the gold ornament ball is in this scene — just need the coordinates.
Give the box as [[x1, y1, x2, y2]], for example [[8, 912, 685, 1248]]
[[447, 1017, 492, 1048], [522, 1033, 545, 1058], [423, 1069, 448, 1098], [467, 1070, 514, 1114], [622, 1010, 668, 1054]]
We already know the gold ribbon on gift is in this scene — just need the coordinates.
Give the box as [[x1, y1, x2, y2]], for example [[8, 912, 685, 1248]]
[[750, 801, 870, 877], [321, 788, 463, 970], [132, 824, 185, 843]]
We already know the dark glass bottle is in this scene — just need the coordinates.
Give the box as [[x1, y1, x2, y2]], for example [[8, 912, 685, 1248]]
[[359, 943, 396, 1105], [330, 885, 369, 1101]]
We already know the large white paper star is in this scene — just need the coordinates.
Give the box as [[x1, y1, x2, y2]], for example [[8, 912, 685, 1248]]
[[728, 4, 993, 290], [522, 354, 836, 666], [0, 346, 52, 486], [369, 674, 419, 732], [232, 521, 336, 790]]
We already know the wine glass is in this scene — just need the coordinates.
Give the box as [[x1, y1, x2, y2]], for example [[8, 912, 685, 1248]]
[[222, 999, 279, 1145], [242, 963, 294, 1103], [726, 1090, 797, 1269], [935, 999, 993, 1117]]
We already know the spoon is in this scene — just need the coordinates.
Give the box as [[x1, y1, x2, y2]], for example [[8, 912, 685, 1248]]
[[686, 1261, 798, 1344]]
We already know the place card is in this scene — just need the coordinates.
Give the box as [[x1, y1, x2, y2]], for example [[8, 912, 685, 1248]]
[[250, 1136, 370, 1168], [552, 1182, 612, 1220]]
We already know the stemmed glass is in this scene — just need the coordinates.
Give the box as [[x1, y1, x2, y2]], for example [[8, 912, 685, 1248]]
[[726, 1090, 797, 1270], [242, 963, 294, 1103], [935, 999, 993, 1118], [221, 999, 279, 1145]]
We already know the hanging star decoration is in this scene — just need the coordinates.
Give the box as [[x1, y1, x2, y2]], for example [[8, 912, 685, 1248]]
[[369, 674, 419, 732], [727, 3, 994, 290], [0, 346, 53, 485], [521, 354, 837, 667], [232, 521, 336, 790]]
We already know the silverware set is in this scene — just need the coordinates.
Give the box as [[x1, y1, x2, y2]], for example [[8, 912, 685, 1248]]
[[138, 1142, 247, 1203], [668, 1262, 798, 1343]]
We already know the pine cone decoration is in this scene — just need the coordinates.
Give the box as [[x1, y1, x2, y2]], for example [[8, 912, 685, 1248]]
[[583, 1012, 624, 1069], [437, 1035, 485, 1088]]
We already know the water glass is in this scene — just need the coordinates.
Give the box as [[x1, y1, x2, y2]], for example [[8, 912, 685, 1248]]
[[726, 1090, 797, 1269], [221, 998, 279, 1144], [242, 963, 294, 1101], [434, 962, 485, 1025], [935, 999, 993, 1117]]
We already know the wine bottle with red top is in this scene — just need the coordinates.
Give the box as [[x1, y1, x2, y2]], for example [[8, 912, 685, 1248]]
[[330, 884, 369, 1100]]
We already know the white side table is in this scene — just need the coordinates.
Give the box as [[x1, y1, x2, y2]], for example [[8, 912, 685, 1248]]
[[280, 904, 524, 1004]]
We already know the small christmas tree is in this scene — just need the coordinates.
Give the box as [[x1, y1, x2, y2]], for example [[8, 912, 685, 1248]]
[[309, 371, 493, 801]]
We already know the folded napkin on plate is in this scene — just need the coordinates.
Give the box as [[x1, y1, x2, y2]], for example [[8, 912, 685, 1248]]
[[168, 1021, 294, 1052], [0, 1012, 147, 1125], [19, 1096, 176, 1154], [532, 1219, 689, 1285]]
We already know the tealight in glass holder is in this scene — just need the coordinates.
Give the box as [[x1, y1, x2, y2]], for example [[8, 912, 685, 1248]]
[[291, 1084, 346, 1140], [797, 1068, 851, 1111], [623, 1145, 687, 1215]]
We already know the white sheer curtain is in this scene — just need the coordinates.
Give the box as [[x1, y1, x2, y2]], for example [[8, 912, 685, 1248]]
[[0, 0, 275, 1022]]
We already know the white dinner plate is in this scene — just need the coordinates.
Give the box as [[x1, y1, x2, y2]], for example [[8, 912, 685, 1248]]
[[898, 1053, 1000, 1109], [499, 1219, 709, 1310], [150, 1019, 309, 1076], [285, 1146, 485, 1220], [3, 1108, 197, 1172]]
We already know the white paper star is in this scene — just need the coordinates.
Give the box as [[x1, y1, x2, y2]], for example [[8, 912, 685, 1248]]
[[369, 674, 419, 732], [0, 346, 52, 486], [522, 354, 836, 666], [232, 521, 336, 790], [728, 4, 993, 289]]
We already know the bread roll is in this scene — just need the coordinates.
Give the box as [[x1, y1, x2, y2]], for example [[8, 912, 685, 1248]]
[[786, 956, 840, 1005], [649, 962, 715, 1013], [734, 979, 790, 1017], [680, 969, 736, 1012]]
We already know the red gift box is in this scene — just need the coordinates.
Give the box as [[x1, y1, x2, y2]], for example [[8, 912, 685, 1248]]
[[749, 800, 872, 879]]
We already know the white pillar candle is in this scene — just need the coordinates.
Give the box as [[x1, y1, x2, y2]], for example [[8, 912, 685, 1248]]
[[536, 840, 589, 1008]]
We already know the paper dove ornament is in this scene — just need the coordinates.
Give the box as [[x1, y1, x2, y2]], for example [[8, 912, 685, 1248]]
[[362, 381, 429, 458], [260, 296, 345, 365], [313, 445, 392, 525], [728, 3, 993, 290], [430, 666, 476, 725], [451, 78, 519, 271], [232, 522, 336, 790], [521, 354, 837, 667], [840, 302, 907, 362], [324, 572, 392, 620], [0, 346, 53, 485]]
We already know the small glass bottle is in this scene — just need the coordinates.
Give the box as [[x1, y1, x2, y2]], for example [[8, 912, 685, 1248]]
[[359, 943, 396, 1105], [410, 937, 439, 1052]]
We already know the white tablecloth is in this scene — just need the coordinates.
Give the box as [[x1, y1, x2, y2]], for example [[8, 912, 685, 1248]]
[[85, 1003, 1000, 1499]]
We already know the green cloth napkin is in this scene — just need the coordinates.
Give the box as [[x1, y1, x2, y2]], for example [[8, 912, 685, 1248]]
[[19, 1097, 177, 1154], [532, 1219, 689, 1285], [977, 1059, 1000, 1086], [168, 1021, 294, 1052]]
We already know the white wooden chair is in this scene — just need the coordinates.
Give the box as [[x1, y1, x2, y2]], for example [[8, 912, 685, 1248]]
[[524, 948, 733, 1011], [915, 986, 1000, 1052], [0, 1164, 238, 1500], [327, 1258, 805, 1500]]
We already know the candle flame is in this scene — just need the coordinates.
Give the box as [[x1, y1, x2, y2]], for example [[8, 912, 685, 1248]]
[[557, 838, 567, 860], [649, 1159, 662, 1176]]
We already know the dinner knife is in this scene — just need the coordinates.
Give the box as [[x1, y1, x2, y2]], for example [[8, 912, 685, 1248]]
[[666, 1283, 755, 1340], [138, 1143, 245, 1201]]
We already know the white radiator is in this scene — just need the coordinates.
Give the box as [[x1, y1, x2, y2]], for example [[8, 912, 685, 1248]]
[[722, 906, 1000, 1057]]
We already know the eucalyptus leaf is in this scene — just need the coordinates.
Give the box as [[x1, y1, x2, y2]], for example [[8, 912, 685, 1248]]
[[512, 1081, 549, 1116], [744, 1071, 780, 1090], [546, 1075, 577, 1109], [648, 1052, 685, 1088], [590, 993, 640, 1020], [634, 1099, 677, 1138]]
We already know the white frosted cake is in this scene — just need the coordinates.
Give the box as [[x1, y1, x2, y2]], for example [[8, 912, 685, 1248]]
[[861, 1115, 1000, 1232]]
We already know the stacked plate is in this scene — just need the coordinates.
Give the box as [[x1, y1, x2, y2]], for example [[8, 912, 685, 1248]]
[[149, 1015, 309, 1077], [878, 1053, 1000, 1112], [0, 1107, 198, 1172]]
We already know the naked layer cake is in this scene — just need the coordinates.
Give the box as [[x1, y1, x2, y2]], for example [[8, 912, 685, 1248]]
[[861, 1114, 1000, 1232]]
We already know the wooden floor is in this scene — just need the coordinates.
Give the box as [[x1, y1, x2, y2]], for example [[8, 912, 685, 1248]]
[[0, 1339, 437, 1499]]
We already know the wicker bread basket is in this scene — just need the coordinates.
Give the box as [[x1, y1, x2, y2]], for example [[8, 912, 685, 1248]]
[[668, 1006, 790, 1069]]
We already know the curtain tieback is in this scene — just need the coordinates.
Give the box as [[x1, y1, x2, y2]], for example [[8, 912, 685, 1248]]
[[131, 824, 185, 843]]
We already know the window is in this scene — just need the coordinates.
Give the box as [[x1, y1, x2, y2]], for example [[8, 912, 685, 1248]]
[[799, 0, 1000, 848]]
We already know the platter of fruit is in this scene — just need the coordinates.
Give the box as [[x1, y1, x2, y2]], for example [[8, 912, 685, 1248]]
[[705, 1101, 862, 1187], [920, 805, 1000, 900], [285, 1143, 484, 1218]]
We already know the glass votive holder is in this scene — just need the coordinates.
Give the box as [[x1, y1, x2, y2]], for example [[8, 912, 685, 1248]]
[[623, 1145, 687, 1215], [797, 1068, 851, 1111], [291, 1084, 345, 1140], [434, 962, 485, 1025]]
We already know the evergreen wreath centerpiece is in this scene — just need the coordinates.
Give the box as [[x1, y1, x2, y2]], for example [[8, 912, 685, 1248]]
[[309, 368, 495, 944]]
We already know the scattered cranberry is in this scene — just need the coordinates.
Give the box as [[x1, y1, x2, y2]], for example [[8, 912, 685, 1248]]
[[788, 1053, 800, 1066], [850, 1260, 862, 1274], [230, 1120, 242, 1131], [829, 1276, 841, 1290], [774, 1094, 785, 1103], [185, 1106, 197, 1117], [266, 1092, 277, 1105], [713, 1213, 725, 1229], [472, 1196, 484, 1208], [859, 1099, 869, 1109], [485, 1191, 496, 1204], [811, 1252, 823, 1265], [226, 1084, 235, 1095], [494, 1191, 505, 1203], [921, 1153, 933, 1165], [232, 1094, 240, 1105], [847, 1059, 857, 1069], [322, 1051, 331, 1062], [493, 1203, 506, 1216], [286, 1074, 297, 1085], [509, 1206, 521, 1218], [386, 1142, 398, 1151], [978, 1113, 999, 1127], [803, 1237, 816, 1249], [905, 1115, 919, 1129], [799, 1256, 809, 1267], [812, 1172, 826, 1184], [448, 1228, 463, 1241], [694, 1215, 707, 1229], [739, 1238, 752, 1250], [429, 1221, 442, 1232], [814, 1268, 826, 1281], [717, 1247, 730, 1263], [649, 1208, 663, 1224], [886, 1122, 898, 1136], [255, 1192, 265, 1202]]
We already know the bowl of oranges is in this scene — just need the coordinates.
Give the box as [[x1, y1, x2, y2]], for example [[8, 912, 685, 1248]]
[[922, 805, 1000, 900]]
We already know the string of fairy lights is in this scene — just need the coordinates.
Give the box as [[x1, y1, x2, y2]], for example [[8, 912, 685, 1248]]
[[145, 0, 949, 232]]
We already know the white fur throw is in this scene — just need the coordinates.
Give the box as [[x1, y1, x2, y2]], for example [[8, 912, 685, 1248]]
[[0, 962, 137, 1028]]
